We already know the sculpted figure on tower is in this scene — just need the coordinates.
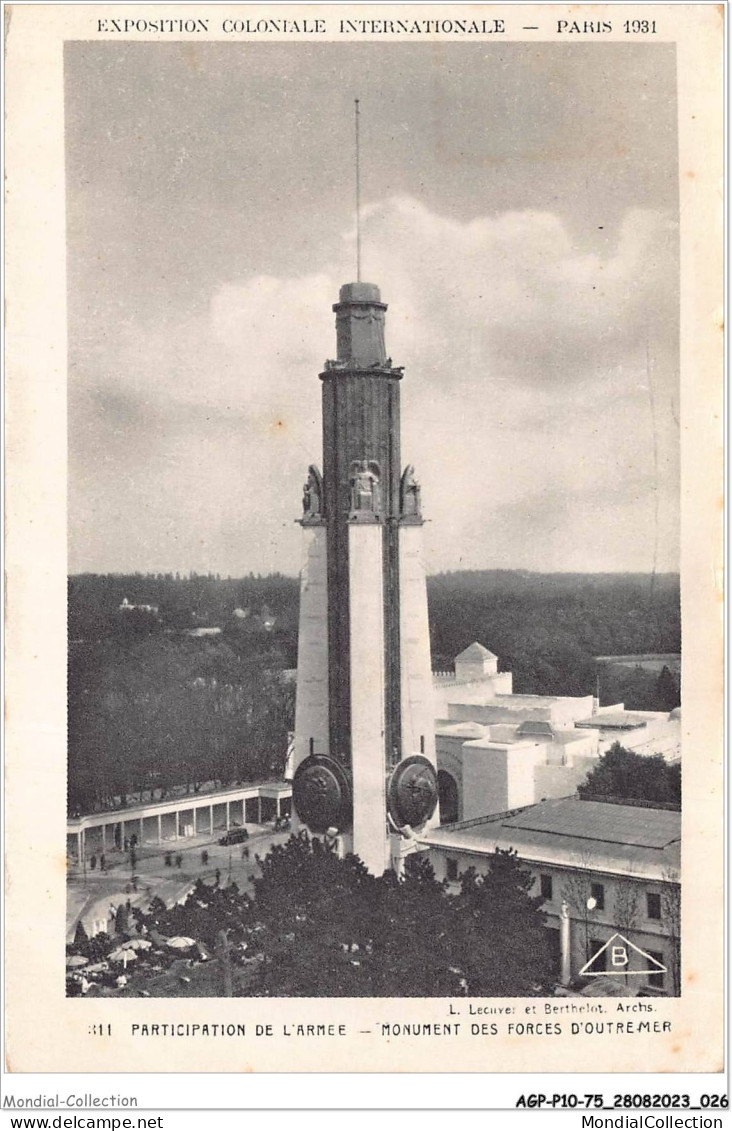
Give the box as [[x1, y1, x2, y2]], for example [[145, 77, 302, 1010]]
[[349, 460, 381, 517]]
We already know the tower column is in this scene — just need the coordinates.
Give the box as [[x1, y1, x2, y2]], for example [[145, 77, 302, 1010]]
[[348, 520, 388, 874], [398, 513, 438, 830], [293, 281, 437, 874], [291, 515, 330, 827]]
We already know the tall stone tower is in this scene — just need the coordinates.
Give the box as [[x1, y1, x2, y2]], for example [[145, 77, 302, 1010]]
[[292, 281, 439, 874]]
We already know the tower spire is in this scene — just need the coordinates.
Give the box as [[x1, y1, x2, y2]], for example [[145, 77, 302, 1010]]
[[354, 98, 361, 282]]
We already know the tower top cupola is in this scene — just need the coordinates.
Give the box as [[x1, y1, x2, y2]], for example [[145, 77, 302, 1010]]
[[333, 281, 388, 368]]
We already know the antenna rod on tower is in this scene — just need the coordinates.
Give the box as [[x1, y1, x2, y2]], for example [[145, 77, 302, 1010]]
[[354, 98, 361, 282]]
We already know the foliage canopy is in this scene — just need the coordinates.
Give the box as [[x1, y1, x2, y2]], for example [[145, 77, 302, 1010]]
[[578, 742, 681, 806], [129, 834, 555, 997]]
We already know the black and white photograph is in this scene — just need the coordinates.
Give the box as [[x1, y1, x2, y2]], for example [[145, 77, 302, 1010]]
[[3, 2, 724, 1083]]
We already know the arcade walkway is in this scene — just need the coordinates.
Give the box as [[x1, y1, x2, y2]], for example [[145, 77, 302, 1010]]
[[67, 780, 292, 862]]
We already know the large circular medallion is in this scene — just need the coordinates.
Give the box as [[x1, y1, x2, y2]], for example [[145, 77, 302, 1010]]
[[387, 755, 439, 830], [292, 755, 352, 834]]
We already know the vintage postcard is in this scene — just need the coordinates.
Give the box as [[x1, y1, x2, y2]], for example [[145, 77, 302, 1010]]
[[4, 2, 724, 1079]]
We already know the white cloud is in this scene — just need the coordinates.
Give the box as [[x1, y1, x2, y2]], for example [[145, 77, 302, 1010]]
[[71, 197, 679, 575]]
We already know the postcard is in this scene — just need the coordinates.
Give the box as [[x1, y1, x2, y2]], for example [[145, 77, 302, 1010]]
[[4, 2, 724, 1077]]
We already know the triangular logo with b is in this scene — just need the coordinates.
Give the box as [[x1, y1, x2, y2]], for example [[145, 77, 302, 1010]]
[[579, 932, 666, 977]]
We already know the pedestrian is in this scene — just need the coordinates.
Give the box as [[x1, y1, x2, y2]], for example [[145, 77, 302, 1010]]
[[176, 853, 182, 868], [100, 853, 106, 872], [126, 898, 131, 910], [215, 868, 221, 886]]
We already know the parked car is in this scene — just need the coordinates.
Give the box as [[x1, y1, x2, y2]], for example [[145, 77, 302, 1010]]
[[218, 826, 249, 846]]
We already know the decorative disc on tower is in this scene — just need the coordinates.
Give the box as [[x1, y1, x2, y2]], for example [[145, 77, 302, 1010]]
[[387, 755, 439, 831], [292, 755, 353, 835]]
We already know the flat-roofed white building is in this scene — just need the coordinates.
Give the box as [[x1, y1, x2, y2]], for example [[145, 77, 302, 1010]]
[[433, 644, 600, 821], [575, 706, 681, 761], [419, 797, 681, 994], [432, 644, 680, 822], [435, 719, 600, 823]]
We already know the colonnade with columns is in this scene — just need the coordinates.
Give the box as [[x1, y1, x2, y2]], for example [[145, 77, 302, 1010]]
[[68, 783, 292, 863]]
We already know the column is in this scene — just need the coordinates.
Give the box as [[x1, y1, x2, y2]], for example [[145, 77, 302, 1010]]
[[399, 521, 438, 782], [175, 810, 180, 840], [209, 806, 213, 835], [226, 801, 230, 830], [157, 814, 162, 844], [101, 824, 107, 851], [275, 797, 281, 818], [292, 521, 330, 796], [139, 817, 144, 847], [349, 520, 388, 875], [257, 797, 262, 824], [77, 830, 82, 863], [560, 902, 572, 986]]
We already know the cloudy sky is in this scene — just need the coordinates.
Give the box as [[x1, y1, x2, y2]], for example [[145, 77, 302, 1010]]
[[66, 41, 679, 577]]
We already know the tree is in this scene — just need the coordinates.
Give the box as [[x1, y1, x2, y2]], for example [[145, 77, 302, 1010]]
[[68, 631, 295, 814], [73, 919, 89, 947], [216, 930, 233, 997], [450, 850, 553, 995], [244, 835, 553, 997], [115, 903, 129, 935], [661, 867, 681, 996], [614, 873, 642, 935], [578, 743, 681, 806], [560, 850, 598, 966], [655, 666, 680, 712]]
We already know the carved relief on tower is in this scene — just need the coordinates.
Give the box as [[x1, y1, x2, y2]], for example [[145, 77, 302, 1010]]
[[301, 465, 325, 525], [348, 460, 381, 522], [400, 464, 423, 523], [292, 754, 353, 834], [387, 755, 439, 832]]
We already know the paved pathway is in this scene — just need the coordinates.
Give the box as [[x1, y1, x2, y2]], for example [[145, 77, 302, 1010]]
[[67, 826, 290, 940]]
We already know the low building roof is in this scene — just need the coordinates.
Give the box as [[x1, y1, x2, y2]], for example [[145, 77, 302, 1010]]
[[462, 736, 545, 753], [435, 721, 488, 739], [419, 797, 680, 881], [575, 712, 655, 731], [495, 693, 592, 708], [517, 719, 555, 739], [455, 642, 497, 662]]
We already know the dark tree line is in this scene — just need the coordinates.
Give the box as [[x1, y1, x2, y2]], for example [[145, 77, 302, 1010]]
[[68, 635, 293, 814], [67, 569, 680, 816], [70, 570, 680, 700], [599, 663, 680, 713], [123, 836, 554, 997], [578, 743, 681, 807], [69, 572, 299, 663], [428, 570, 680, 702]]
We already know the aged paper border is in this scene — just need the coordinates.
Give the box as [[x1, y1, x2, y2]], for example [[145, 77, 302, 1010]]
[[4, 2, 724, 1075]]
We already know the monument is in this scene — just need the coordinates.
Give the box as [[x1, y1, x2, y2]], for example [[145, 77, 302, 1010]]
[[291, 278, 440, 874]]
